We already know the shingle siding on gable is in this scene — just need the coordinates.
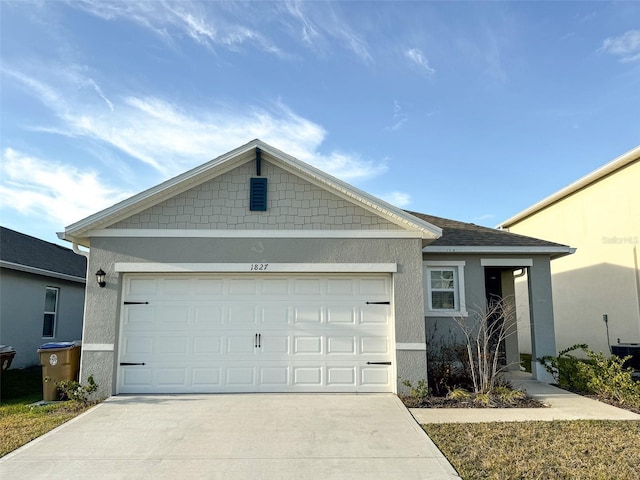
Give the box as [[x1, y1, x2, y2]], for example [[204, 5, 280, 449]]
[[110, 161, 401, 230]]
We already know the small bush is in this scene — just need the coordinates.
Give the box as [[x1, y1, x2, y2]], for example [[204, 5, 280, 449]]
[[45, 375, 98, 405], [401, 379, 430, 400], [539, 344, 590, 392], [576, 351, 640, 408]]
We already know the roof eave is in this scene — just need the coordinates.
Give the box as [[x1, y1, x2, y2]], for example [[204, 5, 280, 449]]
[[422, 245, 576, 260], [498, 145, 640, 228]]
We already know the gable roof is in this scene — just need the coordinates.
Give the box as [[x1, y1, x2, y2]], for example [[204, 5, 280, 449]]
[[498, 144, 640, 229], [1, 227, 86, 282], [408, 211, 574, 258], [60, 139, 442, 246]]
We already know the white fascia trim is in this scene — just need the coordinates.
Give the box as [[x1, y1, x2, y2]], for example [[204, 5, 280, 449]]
[[91, 229, 422, 239], [82, 343, 114, 352], [395, 343, 426, 351], [0, 261, 86, 283], [481, 258, 533, 267], [498, 145, 640, 228], [63, 143, 258, 238], [114, 262, 398, 273], [422, 245, 573, 254], [263, 146, 442, 239], [63, 139, 441, 242]]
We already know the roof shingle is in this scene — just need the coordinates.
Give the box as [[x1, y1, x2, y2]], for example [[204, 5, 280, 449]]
[[1, 227, 87, 279]]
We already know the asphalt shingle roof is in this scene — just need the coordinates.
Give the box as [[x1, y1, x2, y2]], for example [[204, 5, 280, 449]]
[[406, 211, 569, 249], [0, 227, 87, 278]]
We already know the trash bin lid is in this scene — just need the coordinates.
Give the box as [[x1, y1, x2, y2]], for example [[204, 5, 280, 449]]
[[0, 345, 16, 353], [38, 341, 76, 350]]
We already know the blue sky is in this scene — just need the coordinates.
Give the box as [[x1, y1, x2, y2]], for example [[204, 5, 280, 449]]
[[1, 1, 639, 245]]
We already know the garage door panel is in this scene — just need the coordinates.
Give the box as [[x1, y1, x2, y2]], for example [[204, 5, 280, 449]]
[[361, 337, 389, 354], [327, 337, 356, 354], [260, 305, 289, 324], [191, 368, 221, 387], [193, 336, 223, 355], [327, 306, 355, 323], [327, 367, 356, 386], [154, 336, 188, 355], [293, 305, 322, 323], [226, 367, 255, 386], [260, 335, 289, 355], [155, 368, 187, 387], [193, 306, 223, 326], [118, 273, 394, 394], [293, 336, 322, 354], [227, 336, 256, 354], [359, 277, 389, 296]]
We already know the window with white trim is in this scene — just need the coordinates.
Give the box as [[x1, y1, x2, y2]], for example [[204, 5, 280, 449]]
[[43, 287, 59, 338], [424, 261, 467, 316]]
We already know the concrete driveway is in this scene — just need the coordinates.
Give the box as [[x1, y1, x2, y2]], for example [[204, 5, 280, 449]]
[[0, 394, 459, 479]]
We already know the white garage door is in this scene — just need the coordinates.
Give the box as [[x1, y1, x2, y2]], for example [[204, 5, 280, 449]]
[[118, 273, 394, 393]]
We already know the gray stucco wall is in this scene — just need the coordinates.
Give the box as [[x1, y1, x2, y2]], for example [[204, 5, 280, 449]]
[[82, 236, 426, 397], [0, 268, 85, 368], [109, 160, 401, 231], [422, 253, 557, 381]]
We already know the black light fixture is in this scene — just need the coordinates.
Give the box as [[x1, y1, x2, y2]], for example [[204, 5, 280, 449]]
[[95, 268, 106, 288]]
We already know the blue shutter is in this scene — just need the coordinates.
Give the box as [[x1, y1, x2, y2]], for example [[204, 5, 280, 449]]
[[250, 177, 268, 211]]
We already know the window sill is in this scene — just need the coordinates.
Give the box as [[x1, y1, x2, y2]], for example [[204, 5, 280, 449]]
[[426, 310, 468, 318]]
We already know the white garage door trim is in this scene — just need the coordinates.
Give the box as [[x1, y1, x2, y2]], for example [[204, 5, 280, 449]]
[[114, 262, 397, 273], [117, 272, 395, 394]]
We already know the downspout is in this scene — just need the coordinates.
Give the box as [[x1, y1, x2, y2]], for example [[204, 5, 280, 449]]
[[634, 245, 640, 337], [72, 241, 90, 383]]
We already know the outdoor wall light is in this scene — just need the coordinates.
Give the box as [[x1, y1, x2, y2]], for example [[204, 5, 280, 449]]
[[95, 268, 106, 288]]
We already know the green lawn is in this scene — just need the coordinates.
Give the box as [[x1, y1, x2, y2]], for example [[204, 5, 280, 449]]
[[424, 420, 640, 480], [0, 367, 92, 457]]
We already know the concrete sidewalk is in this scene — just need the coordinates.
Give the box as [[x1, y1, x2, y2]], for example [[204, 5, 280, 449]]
[[1, 394, 460, 480], [411, 372, 640, 424]]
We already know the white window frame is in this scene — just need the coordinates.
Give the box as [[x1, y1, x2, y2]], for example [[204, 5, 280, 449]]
[[424, 261, 467, 317], [43, 286, 59, 338]]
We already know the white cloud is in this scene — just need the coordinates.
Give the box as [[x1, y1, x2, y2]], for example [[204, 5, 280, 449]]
[[72, 0, 282, 55], [377, 191, 411, 208], [0, 148, 132, 227], [3, 64, 387, 182], [600, 30, 640, 63], [405, 48, 435, 75], [389, 100, 408, 131]]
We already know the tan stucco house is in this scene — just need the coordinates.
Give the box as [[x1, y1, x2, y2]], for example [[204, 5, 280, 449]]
[[59, 140, 572, 397], [498, 145, 640, 356]]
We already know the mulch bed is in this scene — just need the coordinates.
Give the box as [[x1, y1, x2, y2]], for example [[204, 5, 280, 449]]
[[401, 395, 545, 409]]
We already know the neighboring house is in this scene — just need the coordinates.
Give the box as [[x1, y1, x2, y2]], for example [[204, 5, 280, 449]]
[[59, 140, 572, 398], [498, 145, 640, 356], [0, 227, 87, 368]]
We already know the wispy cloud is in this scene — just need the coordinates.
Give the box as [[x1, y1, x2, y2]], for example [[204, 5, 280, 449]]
[[388, 100, 408, 131], [377, 191, 411, 208], [3, 63, 387, 182], [72, 0, 283, 55], [0, 148, 132, 227], [599, 30, 640, 63], [405, 48, 435, 75]]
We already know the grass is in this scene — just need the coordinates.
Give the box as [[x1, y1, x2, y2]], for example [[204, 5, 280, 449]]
[[424, 420, 640, 480], [0, 367, 93, 457]]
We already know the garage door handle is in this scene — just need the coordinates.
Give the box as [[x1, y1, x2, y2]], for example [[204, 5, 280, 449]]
[[258, 333, 261, 348], [366, 361, 392, 365], [124, 301, 149, 305], [254, 334, 258, 348], [120, 362, 146, 366], [366, 301, 390, 305]]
